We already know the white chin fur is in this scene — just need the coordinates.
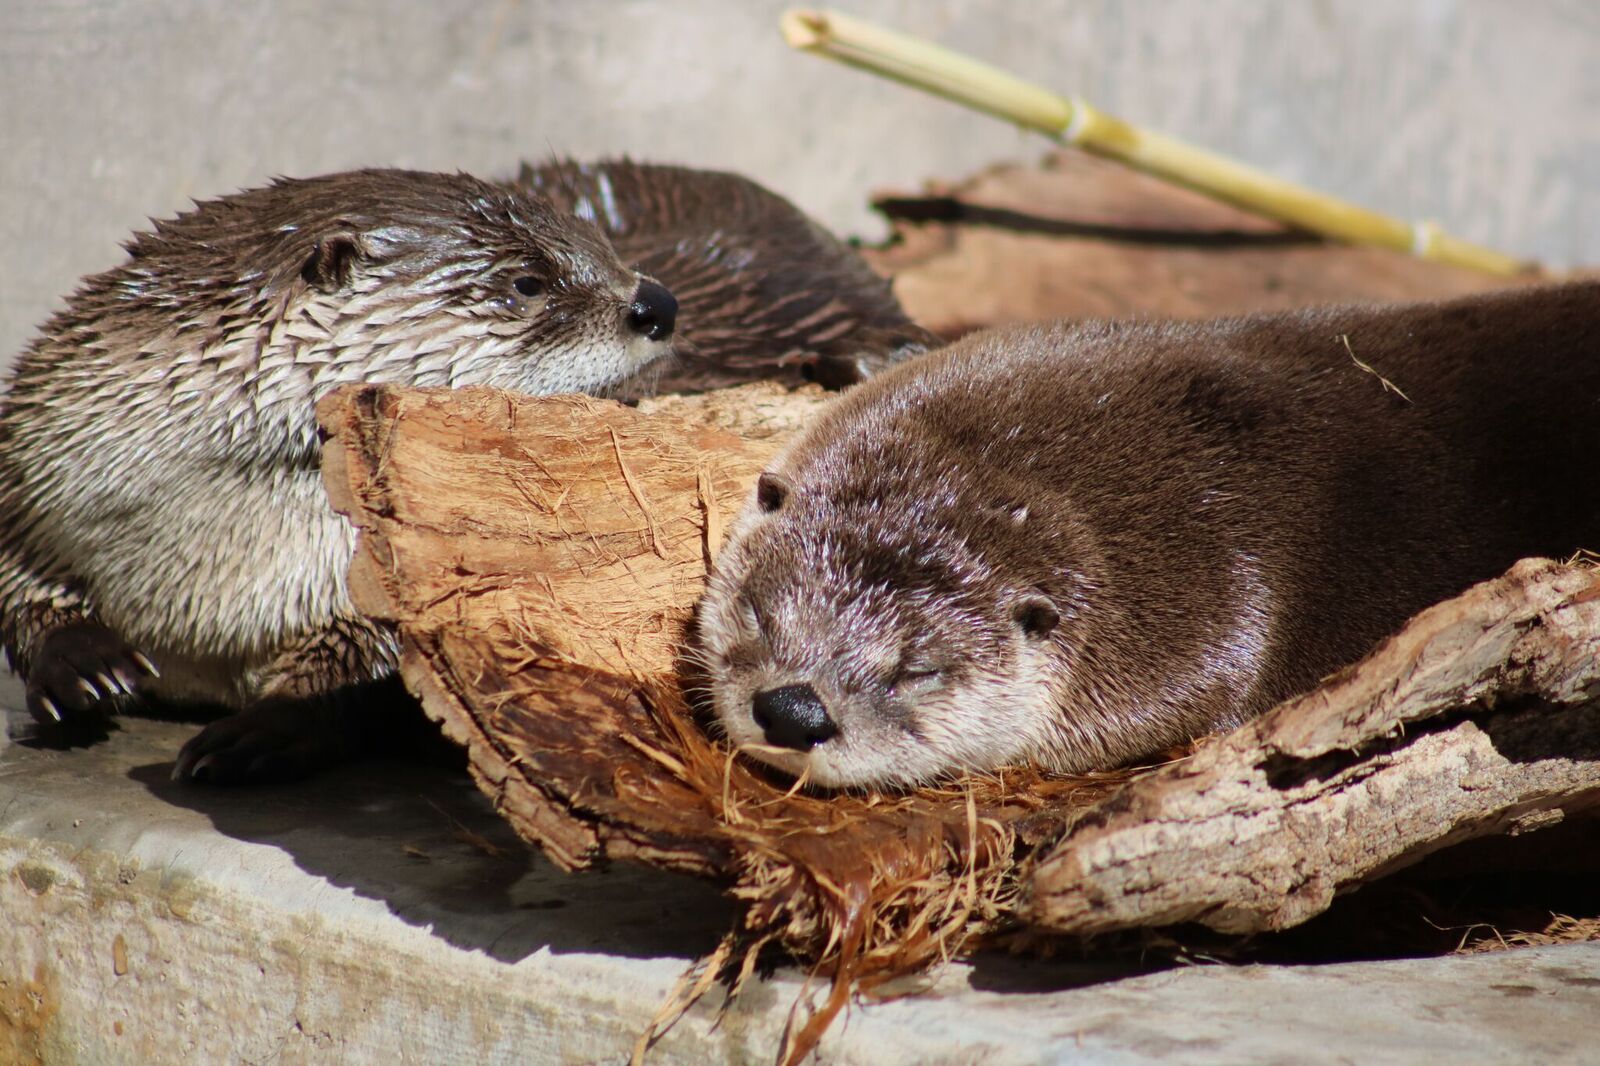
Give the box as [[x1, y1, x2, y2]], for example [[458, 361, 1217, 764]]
[[713, 672, 1058, 790], [768, 741, 961, 791], [715, 697, 966, 790]]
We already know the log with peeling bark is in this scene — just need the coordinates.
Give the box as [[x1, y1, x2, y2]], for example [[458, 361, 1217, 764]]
[[318, 379, 1600, 936], [317, 381, 1148, 1061], [1025, 558, 1600, 936]]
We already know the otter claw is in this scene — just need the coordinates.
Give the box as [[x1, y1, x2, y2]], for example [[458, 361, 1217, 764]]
[[174, 701, 342, 785], [26, 621, 156, 735]]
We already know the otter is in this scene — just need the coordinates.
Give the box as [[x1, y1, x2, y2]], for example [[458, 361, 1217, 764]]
[[509, 159, 935, 389], [0, 168, 680, 781], [695, 282, 1600, 789], [2, 161, 932, 784]]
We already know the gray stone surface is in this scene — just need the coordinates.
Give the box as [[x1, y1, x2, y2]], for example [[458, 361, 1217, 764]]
[[3, 1, 1598, 365], [3, 681, 1599, 1064]]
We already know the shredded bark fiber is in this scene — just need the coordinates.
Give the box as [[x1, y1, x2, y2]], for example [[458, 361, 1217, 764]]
[[319, 381, 1600, 1062]]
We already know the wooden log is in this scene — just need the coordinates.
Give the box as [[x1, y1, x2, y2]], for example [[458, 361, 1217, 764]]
[[320, 379, 1600, 949], [1025, 558, 1600, 936], [316, 378, 1125, 907], [313, 154, 1596, 1059], [861, 151, 1533, 336], [319, 382, 823, 872]]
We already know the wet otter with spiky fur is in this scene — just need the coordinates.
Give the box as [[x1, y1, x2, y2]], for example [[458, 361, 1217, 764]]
[[695, 282, 1600, 789], [0, 167, 681, 781], [1, 161, 931, 784]]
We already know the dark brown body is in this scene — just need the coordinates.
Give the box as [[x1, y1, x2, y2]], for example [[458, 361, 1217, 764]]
[[696, 282, 1600, 788], [511, 159, 934, 389]]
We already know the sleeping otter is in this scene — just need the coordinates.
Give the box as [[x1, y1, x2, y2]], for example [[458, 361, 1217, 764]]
[[694, 282, 1600, 787]]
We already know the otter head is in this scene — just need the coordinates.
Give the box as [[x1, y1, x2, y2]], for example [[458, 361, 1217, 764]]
[[273, 169, 677, 397], [112, 169, 677, 419], [695, 464, 1074, 789]]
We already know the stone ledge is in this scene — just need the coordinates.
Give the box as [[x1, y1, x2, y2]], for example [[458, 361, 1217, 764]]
[[3, 679, 1598, 1064]]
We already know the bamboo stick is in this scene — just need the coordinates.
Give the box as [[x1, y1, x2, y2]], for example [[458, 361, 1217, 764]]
[[781, 8, 1529, 276]]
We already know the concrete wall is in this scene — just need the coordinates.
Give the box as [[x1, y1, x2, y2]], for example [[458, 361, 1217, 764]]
[[3, 0, 1595, 364]]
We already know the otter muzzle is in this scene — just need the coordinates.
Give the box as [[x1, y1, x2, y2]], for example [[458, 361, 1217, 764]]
[[627, 280, 678, 341], [751, 683, 838, 751]]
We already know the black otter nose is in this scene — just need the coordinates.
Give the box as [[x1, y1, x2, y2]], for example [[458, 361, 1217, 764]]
[[627, 280, 677, 341], [751, 683, 839, 751]]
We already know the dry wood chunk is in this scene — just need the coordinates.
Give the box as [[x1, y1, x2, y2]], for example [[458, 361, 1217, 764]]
[[317, 381, 1129, 985], [1025, 559, 1600, 936], [319, 378, 1600, 1063], [862, 151, 1532, 335]]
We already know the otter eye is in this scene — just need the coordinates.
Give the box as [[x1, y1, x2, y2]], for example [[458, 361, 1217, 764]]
[[887, 665, 941, 696], [1012, 595, 1060, 639], [738, 595, 767, 636], [756, 472, 790, 514], [512, 276, 543, 297]]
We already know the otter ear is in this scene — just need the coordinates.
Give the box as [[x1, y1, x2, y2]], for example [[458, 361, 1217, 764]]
[[1011, 594, 1060, 640], [756, 472, 791, 514], [301, 232, 364, 294]]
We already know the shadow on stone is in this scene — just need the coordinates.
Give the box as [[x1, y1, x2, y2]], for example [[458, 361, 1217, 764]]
[[963, 951, 1160, 995], [124, 749, 737, 965]]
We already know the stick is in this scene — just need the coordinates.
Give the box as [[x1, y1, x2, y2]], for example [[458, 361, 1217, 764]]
[[781, 8, 1529, 276]]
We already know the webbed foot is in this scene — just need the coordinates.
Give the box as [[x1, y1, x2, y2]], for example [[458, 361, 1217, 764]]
[[171, 676, 441, 785]]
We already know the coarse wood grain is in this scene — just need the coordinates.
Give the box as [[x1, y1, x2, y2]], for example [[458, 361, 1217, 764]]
[[317, 380, 1145, 1061], [315, 153, 1594, 1062], [319, 381, 1600, 1063], [1025, 558, 1600, 936]]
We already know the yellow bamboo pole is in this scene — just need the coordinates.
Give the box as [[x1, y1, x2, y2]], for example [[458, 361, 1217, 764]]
[[781, 8, 1529, 276]]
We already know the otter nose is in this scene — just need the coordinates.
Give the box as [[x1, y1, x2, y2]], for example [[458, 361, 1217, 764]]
[[627, 280, 677, 342], [751, 683, 838, 751]]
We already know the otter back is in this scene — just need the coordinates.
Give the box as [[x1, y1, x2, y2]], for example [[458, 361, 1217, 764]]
[[512, 159, 935, 389]]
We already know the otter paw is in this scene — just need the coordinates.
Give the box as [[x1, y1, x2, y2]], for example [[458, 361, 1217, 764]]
[[804, 352, 875, 390], [172, 701, 337, 785], [27, 622, 158, 737]]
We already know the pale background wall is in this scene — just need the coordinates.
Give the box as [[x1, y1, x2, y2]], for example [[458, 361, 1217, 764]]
[[2, 1, 1595, 364]]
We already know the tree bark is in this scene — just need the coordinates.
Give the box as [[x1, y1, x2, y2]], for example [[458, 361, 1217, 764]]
[[320, 379, 1600, 960], [319, 382, 830, 874], [1025, 558, 1600, 936]]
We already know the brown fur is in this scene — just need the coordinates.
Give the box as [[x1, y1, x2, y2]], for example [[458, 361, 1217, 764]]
[[511, 159, 934, 389], [0, 167, 676, 778], [2, 161, 934, 783], [695, 282, 1600, 788]]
